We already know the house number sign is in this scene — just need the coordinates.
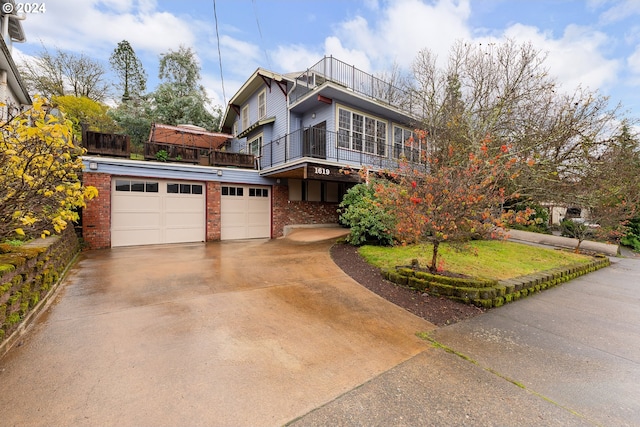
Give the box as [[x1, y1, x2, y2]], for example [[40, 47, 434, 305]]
[[313, 167, 331, 176]]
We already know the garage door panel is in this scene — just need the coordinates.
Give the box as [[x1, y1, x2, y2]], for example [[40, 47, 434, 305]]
[[165, 228, 204, 244], [165, 212, 204, 227], [112, 178, 205, 247], [112, 212, 162, 228], [112, 229, 163, 247], [221, 185, 270, 240], [112, 195, 161, 211]]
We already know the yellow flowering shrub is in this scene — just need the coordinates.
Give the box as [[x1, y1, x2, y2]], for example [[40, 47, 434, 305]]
[[0, 96, 98, 239]]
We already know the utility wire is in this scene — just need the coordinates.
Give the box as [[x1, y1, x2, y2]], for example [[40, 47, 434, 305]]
[[213, 0, 226, 105], [253, 0, 271, 69]]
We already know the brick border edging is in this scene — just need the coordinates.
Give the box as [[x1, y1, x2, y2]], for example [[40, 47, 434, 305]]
[[383, 255, 611, 309], [0, 229, 79, 358]]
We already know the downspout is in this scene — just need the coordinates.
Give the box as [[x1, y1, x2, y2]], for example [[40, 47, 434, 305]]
[[0, 69, 7, 121], [3, 12, 26, 52], [2, 12, 9, 44], [286, 78, 297, 163]]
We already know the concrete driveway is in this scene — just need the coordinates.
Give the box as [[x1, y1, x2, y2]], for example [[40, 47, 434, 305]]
[[0, 233, 434, 427], [2, 232, 640, 426]]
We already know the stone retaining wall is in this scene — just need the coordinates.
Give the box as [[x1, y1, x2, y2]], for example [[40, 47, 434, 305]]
[[384, 255, 610, 308], [0, 228, 79, 357]]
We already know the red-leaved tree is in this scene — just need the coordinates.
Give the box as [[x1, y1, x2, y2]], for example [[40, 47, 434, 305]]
[[376, 132, 532, 273]]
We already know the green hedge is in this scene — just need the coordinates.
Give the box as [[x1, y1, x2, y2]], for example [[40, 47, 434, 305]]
[[384, 255, 610, 308]]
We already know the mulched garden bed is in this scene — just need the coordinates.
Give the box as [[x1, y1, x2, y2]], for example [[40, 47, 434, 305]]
[[330, 243, 486, 326]]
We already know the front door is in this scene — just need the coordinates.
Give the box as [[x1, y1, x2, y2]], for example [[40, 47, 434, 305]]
[[303, 121, 327, 159]]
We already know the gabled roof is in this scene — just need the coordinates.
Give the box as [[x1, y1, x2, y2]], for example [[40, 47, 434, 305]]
[[149, 123, 232, 150], [0, 36, 30, 106], [221, 68, 295, 132]]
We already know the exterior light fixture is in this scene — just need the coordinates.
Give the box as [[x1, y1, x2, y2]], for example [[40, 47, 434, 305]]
[[89, 162, 98, 170], [217, 170, 223, 176]]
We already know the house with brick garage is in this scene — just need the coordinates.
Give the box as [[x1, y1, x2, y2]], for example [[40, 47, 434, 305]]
[[81, 56, 423, 249]]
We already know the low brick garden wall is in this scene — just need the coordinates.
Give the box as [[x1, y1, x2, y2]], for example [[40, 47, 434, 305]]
[[383, 255, 611, 308], [0, 228, 79, 356]]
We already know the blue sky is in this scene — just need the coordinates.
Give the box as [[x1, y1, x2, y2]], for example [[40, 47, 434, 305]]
[[13, 0, 640, 121]]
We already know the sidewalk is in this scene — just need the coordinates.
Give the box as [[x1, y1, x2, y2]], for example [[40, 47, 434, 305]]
[[507, 229, 619, 256]]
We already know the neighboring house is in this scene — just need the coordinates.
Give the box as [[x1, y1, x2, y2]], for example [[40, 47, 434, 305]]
[[0, 0, 31, 120], [81, 56, 423, 249]]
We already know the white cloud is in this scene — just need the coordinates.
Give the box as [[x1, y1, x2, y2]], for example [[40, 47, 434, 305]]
[[331, 0, 472, 72], [627, 44, 640, 84], [21, 0, 195, 56], [502, 23, 620, 93], [271, 44, 323, 73], [598, 0, 640, 24]]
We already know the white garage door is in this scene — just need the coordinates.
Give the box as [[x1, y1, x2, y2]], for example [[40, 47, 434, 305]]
[[111, 178, 205, 247], [221, 185, 271, 240]]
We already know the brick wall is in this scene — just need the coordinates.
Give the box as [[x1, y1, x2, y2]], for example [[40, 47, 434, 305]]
[[271, 184, 340, 238], [82, 173, 111, 249], [206, 181, 221, 241]]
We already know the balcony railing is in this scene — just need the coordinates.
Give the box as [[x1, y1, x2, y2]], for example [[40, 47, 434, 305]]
[[82, 127, 130, 157], [291, 55, 422, 117], [144, 141, 256, 168], [261, 128, 419, 171]]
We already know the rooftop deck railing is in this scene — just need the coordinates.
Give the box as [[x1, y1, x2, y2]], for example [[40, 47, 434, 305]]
[[291, 55, 422, 117]]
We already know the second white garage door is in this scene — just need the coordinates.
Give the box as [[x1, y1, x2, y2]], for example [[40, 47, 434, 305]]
[[221, 185, 271, 240], [111, 178, 205, 247]]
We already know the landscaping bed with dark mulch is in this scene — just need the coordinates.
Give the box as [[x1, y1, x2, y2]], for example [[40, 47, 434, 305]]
[[330, 243, 486, 326]]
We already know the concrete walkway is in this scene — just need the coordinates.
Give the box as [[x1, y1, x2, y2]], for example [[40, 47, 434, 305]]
[[1, 228, 639, 426]]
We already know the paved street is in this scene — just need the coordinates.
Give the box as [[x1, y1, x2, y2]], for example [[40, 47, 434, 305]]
[[292, 256, 640, 426], [1, 230, 639, 426]]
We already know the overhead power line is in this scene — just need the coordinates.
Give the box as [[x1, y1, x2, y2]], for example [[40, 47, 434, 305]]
[[213, 0, 226, 106]]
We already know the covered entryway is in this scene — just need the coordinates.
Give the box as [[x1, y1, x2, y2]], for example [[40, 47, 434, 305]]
[[111, 177, 205, 247], [221, 184, 271, 240]]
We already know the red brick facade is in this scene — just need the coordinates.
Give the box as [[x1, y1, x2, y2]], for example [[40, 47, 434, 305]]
[[206, 181, 221, 241], [82, 173, 112, 249], [271, 183, 340, 238], [82, 173, 340, 248]]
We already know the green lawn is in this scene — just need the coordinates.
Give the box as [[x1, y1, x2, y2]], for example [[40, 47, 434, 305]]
[[358, 240, 593, 280]]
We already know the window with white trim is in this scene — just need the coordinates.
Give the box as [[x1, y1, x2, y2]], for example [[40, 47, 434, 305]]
[[258, 90, 266, 119], [248, 134, 262, 157], [337, 106, 386, 156], [242, 105, 249, 131], [393, 125, 424, 162]]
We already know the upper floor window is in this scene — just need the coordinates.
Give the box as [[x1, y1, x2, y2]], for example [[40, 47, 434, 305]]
[[242, 105, 249, 131], [233, 121, 238, 137], [258, 90, 266, 119], [337, 106, 386, 156], [393, 125, 424, 162]]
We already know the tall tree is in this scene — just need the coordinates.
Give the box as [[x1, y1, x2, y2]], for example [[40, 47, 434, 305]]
[[408, 39, 632, 207], [109, 40, 147, 102], [53, 95, 119, 139], [150, 45, 220, 130], [108, 96, 153, 151], [19, 46, 110, 102]]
